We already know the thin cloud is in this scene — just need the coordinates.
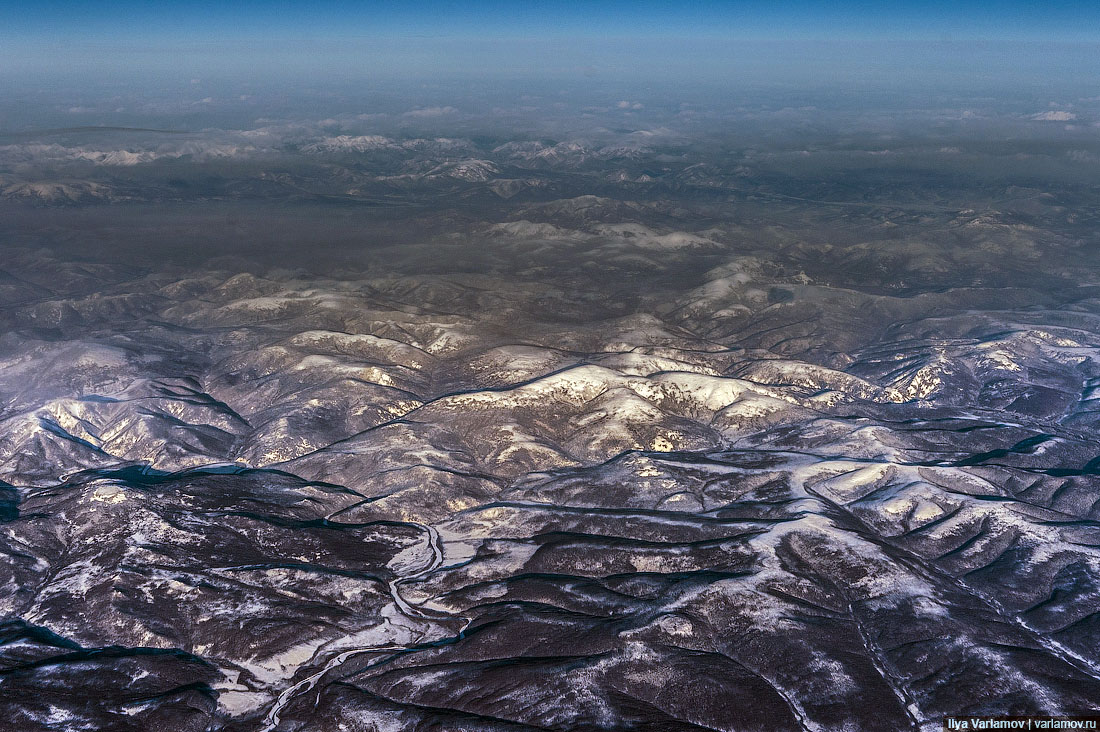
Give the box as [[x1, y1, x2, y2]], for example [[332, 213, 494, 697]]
[[403, 106, 458, 118]]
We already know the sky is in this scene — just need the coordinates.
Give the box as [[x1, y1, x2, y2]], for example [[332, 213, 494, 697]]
[[2, 2, 1098, 90], [4, 1, 1100, 42]]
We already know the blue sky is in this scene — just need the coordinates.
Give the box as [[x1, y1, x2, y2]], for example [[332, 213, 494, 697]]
[[2, 1, 1098, 85], [5, 1, 1099, 42]]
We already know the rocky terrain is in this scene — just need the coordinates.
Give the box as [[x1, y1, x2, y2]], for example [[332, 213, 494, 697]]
[[1, 106, 1100, 730]]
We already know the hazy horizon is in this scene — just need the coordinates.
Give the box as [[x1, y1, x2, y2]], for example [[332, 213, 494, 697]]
[[4, 1, 1100, 99]]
